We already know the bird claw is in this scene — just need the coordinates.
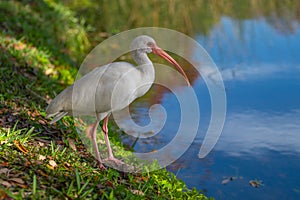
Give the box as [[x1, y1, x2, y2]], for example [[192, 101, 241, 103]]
[[97, 161, 107, 170]]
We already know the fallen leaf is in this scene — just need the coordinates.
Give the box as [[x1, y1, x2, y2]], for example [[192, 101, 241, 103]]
[[130, 189, 144, 196], [38, 142, 45, 147], [106, 180, 115, 188], [14, 140, 28, 154], [0, 168, 9, 175], [141, 176, 149, 181], [0, 139, 8, 145], [0, 190, 8, 199], [38, 119, 46, 125], [10, 178, 24, 184], [38, 155, 46, 161], [45, 68, 53, 75], [47, 160, 58, 169], [67, 138, 77, 151], [12, 182, 27, 188], [222, 176, 236, 185], [37, 169, 48, 177], [221, 179, 230, 185], [55, 140, 64, 145], [24, 160, 31, 167], [1, 181, 11, 188], [249, 181, 258, 188], [13, 42, 26, 50], [249, 179, 264, 188], [0, 163, 8, 167], [63, 162, 72, 170], [49, 160, 57, 167]]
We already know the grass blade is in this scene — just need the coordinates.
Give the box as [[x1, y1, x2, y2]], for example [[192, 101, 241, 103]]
[[33, 174, 37, 195], [75, 169, 81, 191]]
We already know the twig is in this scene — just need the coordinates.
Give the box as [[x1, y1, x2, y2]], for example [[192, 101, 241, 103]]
[[25, 85, 51, 104]]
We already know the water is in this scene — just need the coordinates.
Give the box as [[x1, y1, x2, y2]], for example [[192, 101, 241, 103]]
[[119, 16, 300, 199]]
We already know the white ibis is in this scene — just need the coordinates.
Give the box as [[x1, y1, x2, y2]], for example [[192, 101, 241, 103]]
[[46, 35, 190, 169]]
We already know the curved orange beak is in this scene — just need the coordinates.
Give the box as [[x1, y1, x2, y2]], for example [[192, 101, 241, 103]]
[[152, 45, 190, 86]]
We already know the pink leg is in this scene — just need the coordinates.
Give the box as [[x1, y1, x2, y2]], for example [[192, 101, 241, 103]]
[[90, 118, 106, 170], [102, 116, 123, 164], [102, 116, 114, 159]]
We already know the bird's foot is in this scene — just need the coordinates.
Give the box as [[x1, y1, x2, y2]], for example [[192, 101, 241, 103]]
[[104, 157, 124, 165], [97, 160, 107, 170]]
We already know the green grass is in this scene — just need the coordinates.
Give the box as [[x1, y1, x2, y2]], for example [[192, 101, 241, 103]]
[[0, 0, 90, 64], [0, 125, 209, 199], [0, 0, 210, 199]]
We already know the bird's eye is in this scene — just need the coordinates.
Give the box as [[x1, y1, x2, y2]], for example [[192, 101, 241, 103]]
[[147, 42, 154, 47]]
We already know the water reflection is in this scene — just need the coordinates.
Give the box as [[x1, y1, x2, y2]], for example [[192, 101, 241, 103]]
[[62, 0, 300, 42], [217, 110, 300, 157], [173, 15, 300, 199], [197, 17, 300, 68], [125, 15, 300, 200]]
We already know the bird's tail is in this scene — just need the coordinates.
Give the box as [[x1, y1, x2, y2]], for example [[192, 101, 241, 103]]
[[46, 111, 68, 124]]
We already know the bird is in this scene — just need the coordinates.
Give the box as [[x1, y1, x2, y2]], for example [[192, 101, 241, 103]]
[[46, 35, 190, 169]]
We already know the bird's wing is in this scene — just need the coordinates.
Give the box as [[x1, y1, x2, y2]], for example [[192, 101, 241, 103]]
[[46, 62, 141, 120]]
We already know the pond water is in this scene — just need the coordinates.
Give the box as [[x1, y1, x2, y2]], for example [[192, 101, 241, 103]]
[[119, 14, 300, 200]]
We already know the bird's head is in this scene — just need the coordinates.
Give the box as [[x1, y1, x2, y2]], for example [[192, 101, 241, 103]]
[[130, 35, 190, 86], [130, 35, 156, 54]]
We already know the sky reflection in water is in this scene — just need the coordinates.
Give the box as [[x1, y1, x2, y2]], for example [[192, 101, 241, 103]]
[[120, 17, 300, 199], [181, 17, 300, 199]]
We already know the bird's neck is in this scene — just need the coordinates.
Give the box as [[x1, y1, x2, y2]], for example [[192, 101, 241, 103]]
[[132, 51, 152, 65], [132, 51, 155, 82]]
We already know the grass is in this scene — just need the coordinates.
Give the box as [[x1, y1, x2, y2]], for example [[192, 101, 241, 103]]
[[0, 0, 210, 199], [0, 124, 209, 199]]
